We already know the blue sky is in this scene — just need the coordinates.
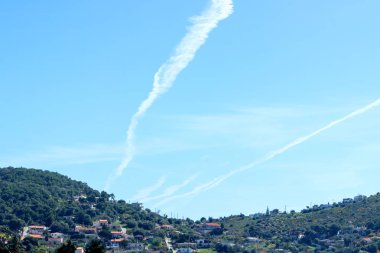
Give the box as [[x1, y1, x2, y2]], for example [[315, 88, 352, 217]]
[[1, 0, 380, 219]]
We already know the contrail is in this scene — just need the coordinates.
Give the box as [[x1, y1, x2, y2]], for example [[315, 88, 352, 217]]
[[156, 99, 380, 206], [130, 176, 166, 202], [140, 174, 198, 203], [105, 0, 234, 190]]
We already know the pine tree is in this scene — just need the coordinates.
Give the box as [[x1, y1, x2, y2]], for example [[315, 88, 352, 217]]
[[85, 239, 106, 253], [56, 240, 76, 253]]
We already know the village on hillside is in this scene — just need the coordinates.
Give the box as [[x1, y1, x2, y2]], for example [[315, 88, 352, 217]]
[[2, 168, 380, 253], [20, 217, 225, 253], [17, 193, 380, 253]]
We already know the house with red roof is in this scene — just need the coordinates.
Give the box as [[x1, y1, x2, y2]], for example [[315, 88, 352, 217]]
[[110, 238, 125, 248], [111, 231, 124, 239], [160, 224, 174, 231], [94, 219, 110, 228], [28, 234, 44, 240], [198, 223, 221, 234], [75, 226, 97, 234]]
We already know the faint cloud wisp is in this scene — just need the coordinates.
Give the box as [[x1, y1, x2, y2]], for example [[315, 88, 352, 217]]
[[130, 176, 167, 202], [139, 174, 199, 203]]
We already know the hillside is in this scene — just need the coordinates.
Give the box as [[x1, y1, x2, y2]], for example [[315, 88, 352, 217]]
[[0, 167, 168, 232], [197, 194, 380, 252], [2, 167, 380, 252], [223, 194, 380, 240]]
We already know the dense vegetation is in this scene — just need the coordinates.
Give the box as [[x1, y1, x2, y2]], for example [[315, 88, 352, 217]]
[[0, 167, 168, 233], [2, 167, 380, 252], [0, 226, 23, 252], [197, 195, 380, 252]]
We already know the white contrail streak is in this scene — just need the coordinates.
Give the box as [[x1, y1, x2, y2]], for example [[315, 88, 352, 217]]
[[130, 176, 166, 201], [140, 174, 198, 203], [156, 99, 380, 206], [105, 0, 234, 190]]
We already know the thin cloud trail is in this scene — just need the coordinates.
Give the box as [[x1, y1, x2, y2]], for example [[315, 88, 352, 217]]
[[105, 0, 234, 190], [140, 174, 198, 203], [130, 176, 166, 202], [156, 99, 380, 206]]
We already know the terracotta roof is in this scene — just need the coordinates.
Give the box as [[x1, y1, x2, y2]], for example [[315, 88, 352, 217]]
[[111, 239, 125, 242], [205, 223, 221, 227], [111, 231, 123, 234], [29, 234, 44, 239], [99, 219, 108, 223], [79, 227, 96, 231], [29, 225, 45, 229]]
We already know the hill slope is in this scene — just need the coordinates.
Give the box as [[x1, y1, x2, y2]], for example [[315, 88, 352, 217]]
[[202, 194, 380, 252], [2, 167, 380, 252], [0, 167, 167, 233]]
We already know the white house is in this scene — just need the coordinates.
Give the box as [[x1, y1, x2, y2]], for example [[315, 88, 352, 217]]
[[75, 226, 97, 234], [127, 243, 146, 251], [110, 239, 124, 248], [111, 231, 124, 239], [199, 223, 221, 234], [29, 226, 46, 235], [196, 239, 211, 248], [75, 247, 84, 253], [246, 237, 261, 244], [47, 237, 64, 245], [50, 232, 64, 239], [178, 248, 195, 253]]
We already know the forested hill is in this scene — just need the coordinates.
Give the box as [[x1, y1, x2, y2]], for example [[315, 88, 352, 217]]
[[3, 167, 380, 252], [203, 193, 380, 252], [219, 193, 380, 240], [0, 167, 166, 233]]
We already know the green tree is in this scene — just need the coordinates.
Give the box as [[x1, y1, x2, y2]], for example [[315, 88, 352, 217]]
[[50, 221, 70, 234], [151, 238, 162, 249], [56, 240, 76, 253], [32, 245, 49, 253], [85, 239, 106, 253], [22, 237, 39, 252], [75, 212, 92, 226], [328, 224, 340, 237], [7, 236, 24, 253], [98, 229, 112, 241], [364, 244, 377, 253], [124, 219, 137, 228], [0, 226, 24, 253]]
